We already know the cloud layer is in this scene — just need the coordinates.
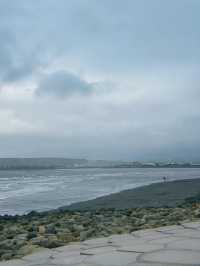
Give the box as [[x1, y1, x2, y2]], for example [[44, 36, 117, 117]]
[[36, 71, 93, 98], [0, 0, 200, 161]]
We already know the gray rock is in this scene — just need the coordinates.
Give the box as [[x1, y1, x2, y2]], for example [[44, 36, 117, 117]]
[[80, 229, 95, 241]]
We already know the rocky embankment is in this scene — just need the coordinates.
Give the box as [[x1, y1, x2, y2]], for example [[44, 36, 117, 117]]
[[0, 202, 200, 261]]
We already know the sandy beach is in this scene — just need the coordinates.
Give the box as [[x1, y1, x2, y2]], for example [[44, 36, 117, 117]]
[[65, 178, 200, 210]]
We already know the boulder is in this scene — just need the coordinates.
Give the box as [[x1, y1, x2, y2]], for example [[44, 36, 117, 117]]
[[38, 225, 46, 234], [80, 229, 95, 241]]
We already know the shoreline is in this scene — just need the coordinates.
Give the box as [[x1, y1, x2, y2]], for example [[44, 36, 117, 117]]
[[1, 178, 200, 217], [63, 178, 200, 210], [1, 166, 200, 171], [1, 168, 200, 216], [0, 178, 200, 260]]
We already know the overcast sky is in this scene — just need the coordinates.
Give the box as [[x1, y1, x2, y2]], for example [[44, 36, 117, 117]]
[[0, 0, 200, 161]]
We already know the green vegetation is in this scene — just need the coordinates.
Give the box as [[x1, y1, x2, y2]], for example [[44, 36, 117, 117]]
[[0, 202, 200, 261]]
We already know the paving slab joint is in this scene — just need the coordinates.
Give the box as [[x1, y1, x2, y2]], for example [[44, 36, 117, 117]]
[[136, 248, 167, 263]]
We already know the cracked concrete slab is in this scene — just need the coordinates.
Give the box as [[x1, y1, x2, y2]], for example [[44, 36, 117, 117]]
[[0, 221, 200, 266], [80, 246, 116, 255], [167, 238, 200, 250], [85, 251, 139, 266], [82, 237, 111, 246], [0, 260, 27, 266], [116, 243, 163, 253], [140, 249, 200, 265], [181, 221, 200, 229]]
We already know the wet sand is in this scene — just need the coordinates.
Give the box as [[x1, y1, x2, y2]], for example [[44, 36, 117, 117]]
[[65, 178, 200, 210]]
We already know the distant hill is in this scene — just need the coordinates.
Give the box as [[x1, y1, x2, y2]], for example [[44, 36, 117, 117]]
[[0, 158, 199, 170], [0, 158, 88, 170]]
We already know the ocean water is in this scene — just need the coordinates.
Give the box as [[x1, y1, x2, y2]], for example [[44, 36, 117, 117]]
[[0, 168, 200, 215]]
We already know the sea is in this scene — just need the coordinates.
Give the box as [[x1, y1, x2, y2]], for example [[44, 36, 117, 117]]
[[0, 167, 200, 215]]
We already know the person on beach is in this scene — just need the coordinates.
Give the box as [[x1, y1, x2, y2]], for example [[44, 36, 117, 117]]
[[163, 176, 167, 182]]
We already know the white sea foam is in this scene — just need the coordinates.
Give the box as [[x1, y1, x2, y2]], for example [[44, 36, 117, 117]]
[[0, 168, 200, 215]]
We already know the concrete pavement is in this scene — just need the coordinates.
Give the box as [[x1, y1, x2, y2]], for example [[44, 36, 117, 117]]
[[1, 221, 200, 266]]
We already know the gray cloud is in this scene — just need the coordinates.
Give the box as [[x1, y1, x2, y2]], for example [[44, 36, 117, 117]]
[[35, 71, 93, 98], [0, 30, 15, 80], [0, 2, 51, 84], [0, 29, 45, 84], [0, 0, 200, 161], [1, 0, 200, 83]]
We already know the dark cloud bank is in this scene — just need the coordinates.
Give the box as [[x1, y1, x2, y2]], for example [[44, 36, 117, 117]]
[[36, 71, 93, 98]]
